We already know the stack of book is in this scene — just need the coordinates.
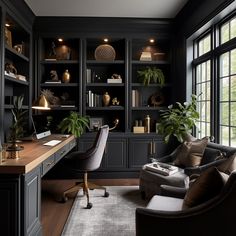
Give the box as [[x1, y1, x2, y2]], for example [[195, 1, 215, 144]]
[[132, 89, 142, 107], [45, 80, 61, 84], [145, 162, 178, 176], [87, 90, 102, 107]]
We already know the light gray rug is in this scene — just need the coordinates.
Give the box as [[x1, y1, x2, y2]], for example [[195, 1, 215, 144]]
[[62, 186, 147, 236]]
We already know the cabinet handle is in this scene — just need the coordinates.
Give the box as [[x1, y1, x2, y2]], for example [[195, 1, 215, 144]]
[[149, 142, 153, 155], [46, 161, 54, 167], [152, 141, 156, 154], [60, 150, 66, 156]]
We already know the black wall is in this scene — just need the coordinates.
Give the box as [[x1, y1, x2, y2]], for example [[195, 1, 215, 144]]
[[173, 0, 235, 102]]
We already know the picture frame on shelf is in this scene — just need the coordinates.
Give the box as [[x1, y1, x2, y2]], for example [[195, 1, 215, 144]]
[[89, 117, 103, 131]]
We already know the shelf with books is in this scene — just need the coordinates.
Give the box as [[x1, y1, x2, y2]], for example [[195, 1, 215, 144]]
[[130, 38, 172, 133], [85, 38, 126, 132]]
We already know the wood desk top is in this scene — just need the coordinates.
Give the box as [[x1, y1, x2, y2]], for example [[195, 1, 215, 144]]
[[0, 134, 75, 174]]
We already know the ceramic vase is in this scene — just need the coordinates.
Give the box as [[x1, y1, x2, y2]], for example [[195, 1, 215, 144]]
[[103, 92, 110, 106], [62, 69, 70, 83]]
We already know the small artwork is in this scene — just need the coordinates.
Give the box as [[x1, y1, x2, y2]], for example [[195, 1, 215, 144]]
[[5, 28, 12, 48], [89, 117, 103, 131]]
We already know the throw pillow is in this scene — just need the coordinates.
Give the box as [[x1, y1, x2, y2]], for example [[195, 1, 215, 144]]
[[173, 142, 192, 167], [182, 167, 229, 209], [174, 136, 209, 167], [218, 153, 236, 174]]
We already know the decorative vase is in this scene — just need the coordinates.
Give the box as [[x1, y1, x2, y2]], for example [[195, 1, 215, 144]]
[[103, 92, 110, 106], [62, 69, 70, 83]]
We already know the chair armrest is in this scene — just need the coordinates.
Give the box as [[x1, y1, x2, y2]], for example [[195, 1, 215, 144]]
[[157, 154, 173, 163], [160, 185, 186, 199], [184, 158, 227, 176]]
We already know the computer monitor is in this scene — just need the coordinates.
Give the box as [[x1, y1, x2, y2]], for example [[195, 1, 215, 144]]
[[31, 115, 51, 139]]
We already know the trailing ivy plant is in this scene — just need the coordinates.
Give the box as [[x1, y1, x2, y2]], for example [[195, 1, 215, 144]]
[[58, 111, 89, 138], [157, 94, 200, 143], [137, 66, 165, 86]]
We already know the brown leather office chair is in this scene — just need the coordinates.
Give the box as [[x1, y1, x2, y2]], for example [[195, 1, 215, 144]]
[[61, 125, 109, 209]]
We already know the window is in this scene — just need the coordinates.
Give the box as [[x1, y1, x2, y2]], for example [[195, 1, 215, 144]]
[[220, 16, 236, 44], [195, 60, 211, 138], [219, 49, 236, 146], [190, 10, 236, 146]]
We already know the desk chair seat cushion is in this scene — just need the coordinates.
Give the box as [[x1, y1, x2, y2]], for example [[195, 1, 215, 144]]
[[183, 167, 229, 209]]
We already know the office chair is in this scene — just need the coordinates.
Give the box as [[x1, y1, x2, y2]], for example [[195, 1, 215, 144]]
[[61, 125, 109, 209]]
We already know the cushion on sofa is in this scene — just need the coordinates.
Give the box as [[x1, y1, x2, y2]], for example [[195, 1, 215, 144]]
[[182, 167, 228, 209], [218, 153, 236, 174], [174, 137, 209, 167]]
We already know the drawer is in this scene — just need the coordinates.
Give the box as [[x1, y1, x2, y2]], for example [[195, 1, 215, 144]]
[[54, 145, 69, 163], [42, 154, 55, 176]]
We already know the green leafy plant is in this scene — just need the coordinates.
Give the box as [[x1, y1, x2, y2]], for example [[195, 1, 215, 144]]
[[137, 66, 165, 86], [8, 95, 27, 142], [158, 94, 200, 143], [58, 111, 89, 138]]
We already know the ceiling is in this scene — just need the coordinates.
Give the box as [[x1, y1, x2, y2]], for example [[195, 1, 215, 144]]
[[24, 0, 188, 18]]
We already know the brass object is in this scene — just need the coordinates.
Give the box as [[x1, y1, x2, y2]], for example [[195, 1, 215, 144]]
[[62, 69, 70, 83], [109, 119, 119, 131], [6, 142, 24, 159], [112, 97, 120, 106], [103, 92, 110, 106], [32, 94, 51, 110], [144, 115, 151, 133]]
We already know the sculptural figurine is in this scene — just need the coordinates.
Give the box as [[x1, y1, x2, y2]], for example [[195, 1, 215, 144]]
[[50, 70, 59, 81]]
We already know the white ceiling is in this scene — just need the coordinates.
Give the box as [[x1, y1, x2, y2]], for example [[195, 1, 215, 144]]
[[24, 0, 188, 18]]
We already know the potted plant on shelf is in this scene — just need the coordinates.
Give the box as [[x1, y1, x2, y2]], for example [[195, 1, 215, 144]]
[[58, 111, 89, 138], [7, 95, 27, 158], [157, 94, 200, 144], [137, 66, 165, 86]]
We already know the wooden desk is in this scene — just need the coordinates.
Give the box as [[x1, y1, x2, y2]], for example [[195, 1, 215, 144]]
[[0, 134, 76, 236]]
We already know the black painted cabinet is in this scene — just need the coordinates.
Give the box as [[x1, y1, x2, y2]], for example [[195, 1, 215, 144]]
[[129, 137, 168, 169], [78, 135, 127, 170]]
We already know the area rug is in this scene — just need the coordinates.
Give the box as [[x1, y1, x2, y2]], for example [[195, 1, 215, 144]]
[[62, 186, 147, 236]]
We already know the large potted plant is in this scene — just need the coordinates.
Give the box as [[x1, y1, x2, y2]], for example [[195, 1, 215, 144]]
[[137, 66, 165, 86], [158, 94, 199, 143], [58, 111, 89, 138]]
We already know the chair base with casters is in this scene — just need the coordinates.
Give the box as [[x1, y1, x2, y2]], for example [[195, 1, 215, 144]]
[[61, 172, 109, 209]]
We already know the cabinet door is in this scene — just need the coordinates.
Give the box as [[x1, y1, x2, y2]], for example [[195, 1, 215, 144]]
[[152, 139, 169, 159], [24, 167, 42, 236], [129, 138, 153, 169], [0, 177, 20, 236], [103, 138, 127, 170]]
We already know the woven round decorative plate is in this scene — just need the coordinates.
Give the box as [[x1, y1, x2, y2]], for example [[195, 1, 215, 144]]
[[94, 44, 116, 61]]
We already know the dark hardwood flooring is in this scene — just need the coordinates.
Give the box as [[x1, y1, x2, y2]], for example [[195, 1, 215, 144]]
[[41, 178, 139, 236]]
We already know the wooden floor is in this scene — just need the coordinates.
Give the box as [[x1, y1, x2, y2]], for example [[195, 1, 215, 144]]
[[41, 178, 139, 236]]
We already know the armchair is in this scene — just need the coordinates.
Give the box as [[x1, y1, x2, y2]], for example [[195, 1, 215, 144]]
[[158, 141, 236, 176], [136, 169, 236, 236]]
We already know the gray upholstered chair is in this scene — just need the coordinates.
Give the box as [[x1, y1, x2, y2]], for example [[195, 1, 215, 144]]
[[136, 169, 236, 236], [61, 125, 109, 209]]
